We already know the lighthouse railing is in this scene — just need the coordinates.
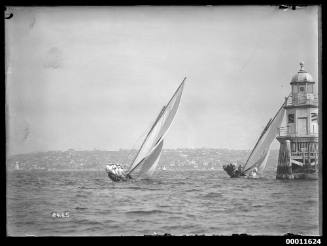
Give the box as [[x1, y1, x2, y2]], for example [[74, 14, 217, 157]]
[[278, 126, 288, 136], [278, 127, 319, 137], [287, 94, 318, 106], [291, 152, 318, 160]]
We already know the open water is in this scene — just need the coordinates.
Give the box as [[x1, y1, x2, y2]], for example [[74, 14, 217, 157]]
[[7, 169, 320, 236]]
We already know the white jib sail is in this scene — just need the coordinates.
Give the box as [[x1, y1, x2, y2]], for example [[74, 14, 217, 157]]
[[127, 78, 186, 176], [243, 103, 286, 174], [138, 140, 164, 178]]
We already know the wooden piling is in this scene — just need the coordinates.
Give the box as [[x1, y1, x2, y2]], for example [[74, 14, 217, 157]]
[[276, 140, 294, 179]]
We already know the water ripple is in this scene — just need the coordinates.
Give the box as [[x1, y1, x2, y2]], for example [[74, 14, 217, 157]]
[[7, 170, 319, 236]]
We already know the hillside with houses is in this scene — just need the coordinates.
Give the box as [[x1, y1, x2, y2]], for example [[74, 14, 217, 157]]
[[7, 148, 279, 171]]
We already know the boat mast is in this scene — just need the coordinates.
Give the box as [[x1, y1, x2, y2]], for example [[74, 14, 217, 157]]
[[165, 77, 187, 108]]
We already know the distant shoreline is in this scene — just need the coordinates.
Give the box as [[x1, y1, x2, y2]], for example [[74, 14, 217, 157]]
[[7, 169, 225, 172], [7, 148, 281, 158], [6, 149, 279, 172]]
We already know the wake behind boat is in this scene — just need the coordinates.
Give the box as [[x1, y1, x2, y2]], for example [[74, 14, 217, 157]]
[[105, 78, 186, 182], [223, 99, 287, 178]]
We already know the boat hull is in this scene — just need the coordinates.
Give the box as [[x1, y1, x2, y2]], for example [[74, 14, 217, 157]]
[[223, 163, 246, 178], [107, 172, 132, 182]]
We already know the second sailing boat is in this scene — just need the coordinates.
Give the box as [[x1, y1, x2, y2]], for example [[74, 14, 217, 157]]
[[223, 100, 286, 178], [105, 78, 186, 182]]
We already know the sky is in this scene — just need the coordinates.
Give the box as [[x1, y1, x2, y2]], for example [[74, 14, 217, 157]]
[[5, 6, 319, 155]]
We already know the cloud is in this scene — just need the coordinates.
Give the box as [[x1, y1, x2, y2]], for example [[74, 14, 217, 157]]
[[23, 125, 30, 141], [44, 47, 63, 69], [29, 16, 36, 29]]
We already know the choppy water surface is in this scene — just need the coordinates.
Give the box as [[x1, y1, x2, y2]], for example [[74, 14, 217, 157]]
[[7, 169, 320, 236]]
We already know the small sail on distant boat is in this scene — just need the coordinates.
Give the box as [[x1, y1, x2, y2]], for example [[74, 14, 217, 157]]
[[105, 78, 186, 182], [223, 100, 287, 178]]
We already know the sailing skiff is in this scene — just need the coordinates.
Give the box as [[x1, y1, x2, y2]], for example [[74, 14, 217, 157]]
[[106, 78, 186, 182], [223, 100, 287, 178]]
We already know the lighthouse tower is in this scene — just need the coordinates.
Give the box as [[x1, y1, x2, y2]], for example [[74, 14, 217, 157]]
[[276, 62, 319, 179]]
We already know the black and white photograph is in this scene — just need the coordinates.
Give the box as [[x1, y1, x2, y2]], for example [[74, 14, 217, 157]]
[[5, 5, 321, 237]]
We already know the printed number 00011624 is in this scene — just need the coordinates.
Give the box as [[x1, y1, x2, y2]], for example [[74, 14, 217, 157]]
[[285, 239, 321, 245]]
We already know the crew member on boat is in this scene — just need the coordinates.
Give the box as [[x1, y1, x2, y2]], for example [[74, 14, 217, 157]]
[[248, 167, 258, 178], [223, 162, 245, 178], [236, 164, 243, 176], [105, 163, 132, 182]]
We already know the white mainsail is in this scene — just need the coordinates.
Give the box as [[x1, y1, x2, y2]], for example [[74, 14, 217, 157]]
[[126, 78, 186, 176], [242, 102, 286, 175]]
